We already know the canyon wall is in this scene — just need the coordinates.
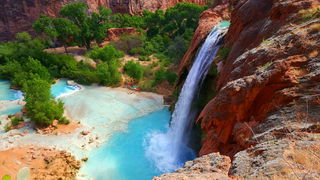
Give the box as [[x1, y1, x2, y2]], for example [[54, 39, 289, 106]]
[[159, 0, 320, 179], [0, 0, 207, 41]]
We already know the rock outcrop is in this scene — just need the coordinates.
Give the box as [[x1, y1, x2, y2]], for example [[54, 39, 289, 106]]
[[178, 0, 230, 74], [198, 0, 320, 157], [0, 0, 207, 42], [0, 146, 80, 179], [159, 0, 320, 179], [154, 152, 232, 180]]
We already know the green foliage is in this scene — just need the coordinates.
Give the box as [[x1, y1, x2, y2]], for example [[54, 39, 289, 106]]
[[206, 0, 215, 7], [130, 47, 148, 56], [261, 39, 272, 45], [86, 45, 124, 61], [1, 175, 11, 180], [144, 35, 171, 54], [217, 47, 231, 61], [208, 63, 218, 77], [138, 56, 151, 61], [4, 123, 11, 132], [153, 68, 177, 85], [111, 13, 145, 28], [33, 15, 79, 50], [58, 117, 70, 125], [167, 36, 189, 62], [11, 117, 24, 126], [23, 78, 64, 126], [112, 34, 146, 54], [96, 60, 121, 86], [0, 32, 46, 63], [300, 8, 320, 22], [12, 57, 52, 87], [124, 61, 144, 80], [16, 32, 32, 42], [59, 2, 113, 49], [257, 61, 273, 71]]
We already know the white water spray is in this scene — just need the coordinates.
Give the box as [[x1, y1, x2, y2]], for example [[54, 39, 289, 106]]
[[146, 24, 229, 173]]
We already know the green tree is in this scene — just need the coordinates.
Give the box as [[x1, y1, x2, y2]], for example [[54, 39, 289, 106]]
[[60, 2, 113, 49], [86, 45, 124, 61], [23, 78, 64, 126], [124, 60, 144, 80]]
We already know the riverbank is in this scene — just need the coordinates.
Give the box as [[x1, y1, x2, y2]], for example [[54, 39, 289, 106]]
[[0, 81, 165, 178]]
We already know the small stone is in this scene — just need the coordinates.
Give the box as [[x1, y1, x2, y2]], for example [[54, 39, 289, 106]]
[[81, 157, 88, 162]]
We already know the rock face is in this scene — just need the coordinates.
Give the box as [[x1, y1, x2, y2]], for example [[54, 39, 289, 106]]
[[0, 146, 80, 179], [198, 0, 320, 157], [154, 152, 232, 180], [158, 0, 320, 179], [0, 0, 207, 42], [178, 0, 230, 74]]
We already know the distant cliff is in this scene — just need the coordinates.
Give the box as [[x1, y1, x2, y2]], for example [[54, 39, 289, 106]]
[[0, 0, 207, 41]]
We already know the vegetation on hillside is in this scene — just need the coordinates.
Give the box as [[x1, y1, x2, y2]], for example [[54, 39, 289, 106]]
[[0, 2, 207, 126]]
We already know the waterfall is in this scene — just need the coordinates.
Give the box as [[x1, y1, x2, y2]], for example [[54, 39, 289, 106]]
[[146, 24, 229, 173]]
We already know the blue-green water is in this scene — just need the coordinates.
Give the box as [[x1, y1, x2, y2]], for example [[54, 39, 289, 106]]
[[0, 80, 23, 101], [219, 20, 230, 28], [80, 108, 171, 180], [0, 79, 77, 117], [0, 104, 23, 116], [51, 79, 80, 98]]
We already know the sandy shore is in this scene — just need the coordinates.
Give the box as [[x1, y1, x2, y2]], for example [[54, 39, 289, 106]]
[[0, 86, 164, 178]]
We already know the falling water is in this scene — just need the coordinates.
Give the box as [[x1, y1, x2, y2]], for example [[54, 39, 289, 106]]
[[146, 23, 229, 173]]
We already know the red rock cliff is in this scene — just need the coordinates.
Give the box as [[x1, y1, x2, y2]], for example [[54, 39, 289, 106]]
[[178, 0, 230, 74], [198, 0, 319, 157], [0, 0, 207, 41], [157, 0, 319, 179]]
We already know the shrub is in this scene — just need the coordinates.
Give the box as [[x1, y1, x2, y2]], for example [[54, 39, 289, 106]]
[[4, 123, 11, 132], [59, 117, 70, 124], [129, 47, 148, 56], [124, 61, 144, 80], [217, 47, 231, 60], [300, 8, 320, 22], [153, 68, 177, 86], [1, 175, 11, 180], [96, 60, 121, 86], [86, 45, 124, 61], [112, 34, 146, 54], [138, 55, 151, 61], [11, 117, 24, 126], [23, 78, 65, 126]]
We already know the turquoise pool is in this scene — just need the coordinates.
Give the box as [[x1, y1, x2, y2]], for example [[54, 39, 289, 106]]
[[0, 79, 78, 117], [219, 20, 231, 28], [79, 108, 171, 180], [51, 79, 80, 98], [0, 80, 23, 101]]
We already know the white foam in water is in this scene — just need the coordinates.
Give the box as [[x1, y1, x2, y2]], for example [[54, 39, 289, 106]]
[[51, 79, 81, 99], [146, 25, 228, 173]]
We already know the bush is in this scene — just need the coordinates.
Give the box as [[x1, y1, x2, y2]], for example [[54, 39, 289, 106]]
[[112, 34, 146, 54], [86, 45, 124, 61], [124, 61, 144, 80], [138, 56, 151, 61], [129, 47, 148, 56], [11, 117, 24, 126], [153, 68, 177, 86], [4, 123, 11, 132], [59, 117, 70, 124], [217, 47, 231, 60], [96, 60, 121, 86], [23, 78, 65, 126]]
